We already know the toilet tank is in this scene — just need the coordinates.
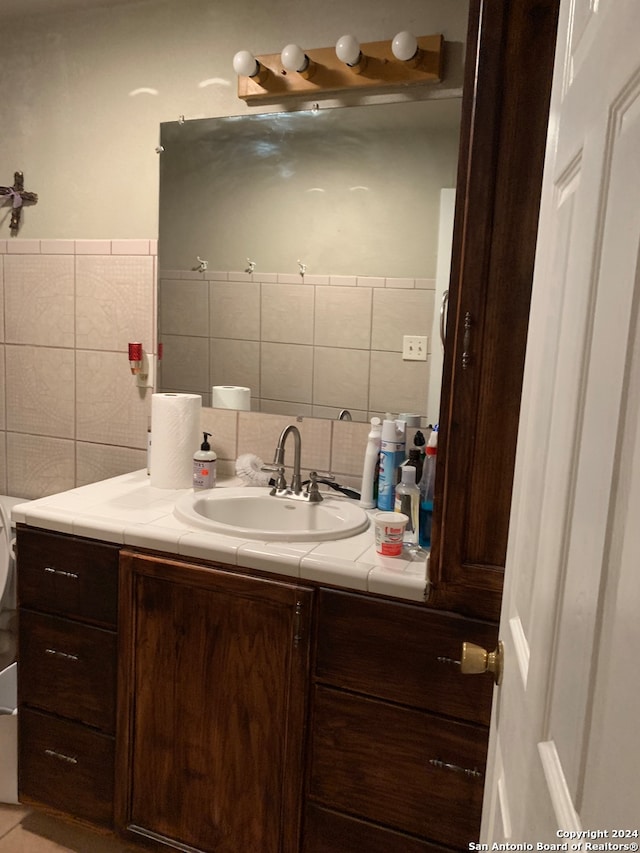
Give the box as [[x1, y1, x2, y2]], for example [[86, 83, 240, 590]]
[[0, 496, 26, 611]]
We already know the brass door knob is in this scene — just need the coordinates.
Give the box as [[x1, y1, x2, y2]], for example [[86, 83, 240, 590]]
[[460, 641, 504, 685]]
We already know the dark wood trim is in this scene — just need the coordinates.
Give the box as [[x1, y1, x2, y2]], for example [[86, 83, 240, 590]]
[[431, 0, 561, 621]]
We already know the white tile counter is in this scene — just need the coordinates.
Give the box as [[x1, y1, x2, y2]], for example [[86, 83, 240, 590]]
[[12, 470, 429, 602]]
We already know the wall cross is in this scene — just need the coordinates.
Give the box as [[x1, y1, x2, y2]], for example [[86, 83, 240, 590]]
[[0, 171, 38, 234]]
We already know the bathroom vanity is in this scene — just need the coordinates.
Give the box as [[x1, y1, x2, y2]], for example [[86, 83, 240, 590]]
[[14, 483, 497, 851], [14, 0, 560, 849]]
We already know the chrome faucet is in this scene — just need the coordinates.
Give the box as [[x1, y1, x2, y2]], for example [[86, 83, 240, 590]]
[[271, 424, 302, 496]]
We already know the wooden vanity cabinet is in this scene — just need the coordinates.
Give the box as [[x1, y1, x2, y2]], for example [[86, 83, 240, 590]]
[[303, 589, 498, 851], [16, 526, 120, 827], [116, 550, 313, 853], [431, 0, 561, 620]]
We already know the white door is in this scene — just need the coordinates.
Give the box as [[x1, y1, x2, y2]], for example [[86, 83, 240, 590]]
[[481, 0, 640, 843]]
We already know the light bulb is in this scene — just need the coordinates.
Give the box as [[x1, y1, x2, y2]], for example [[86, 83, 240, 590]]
[[335, 34, 361, 66], [233, 50, 260, 78], [281, 43, 308, 73], [391, 30, 418, 62]]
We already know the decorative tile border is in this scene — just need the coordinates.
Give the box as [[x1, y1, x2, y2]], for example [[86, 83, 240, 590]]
[[159, 268, 433, 290], [0, 239, 157, 256]]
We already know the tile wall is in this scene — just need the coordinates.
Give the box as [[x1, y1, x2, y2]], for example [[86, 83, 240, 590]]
[[0, 239, 155, 499], [158, 269, 436, 421], [1, 241, 424, 501]]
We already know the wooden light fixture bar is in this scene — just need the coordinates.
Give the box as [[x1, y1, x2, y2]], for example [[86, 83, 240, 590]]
[[237, 34, 444, 104]]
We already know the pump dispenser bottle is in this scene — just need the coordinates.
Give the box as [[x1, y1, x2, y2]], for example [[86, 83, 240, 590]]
[[193, 432, 217, 490]]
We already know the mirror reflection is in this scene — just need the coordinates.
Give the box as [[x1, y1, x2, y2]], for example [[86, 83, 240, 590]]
[[157, 97, 461, 423]]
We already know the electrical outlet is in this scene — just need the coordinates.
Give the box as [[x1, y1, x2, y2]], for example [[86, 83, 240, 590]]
[[402, 335, 428, 361]]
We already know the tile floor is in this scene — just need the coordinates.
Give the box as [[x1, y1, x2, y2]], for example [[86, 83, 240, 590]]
[[0, 805, 141, 852]]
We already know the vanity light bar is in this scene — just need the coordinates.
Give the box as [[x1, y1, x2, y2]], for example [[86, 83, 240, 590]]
[[235, 34, 444, 104]]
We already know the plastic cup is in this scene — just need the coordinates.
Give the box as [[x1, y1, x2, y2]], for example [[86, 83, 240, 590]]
[[374, 512, 408, 556]]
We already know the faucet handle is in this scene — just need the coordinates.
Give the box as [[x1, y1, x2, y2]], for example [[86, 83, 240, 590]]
[[261, 463, 287, 493], [306, 471, 324, 503]]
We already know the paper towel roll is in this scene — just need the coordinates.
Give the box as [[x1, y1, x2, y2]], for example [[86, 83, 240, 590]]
[[211, 385, 251, 411], [150, 393, 202, 489]]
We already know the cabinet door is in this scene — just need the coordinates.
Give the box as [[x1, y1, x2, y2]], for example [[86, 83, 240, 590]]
[[116, 551, 313, 853], [430, 0, 561, 620]]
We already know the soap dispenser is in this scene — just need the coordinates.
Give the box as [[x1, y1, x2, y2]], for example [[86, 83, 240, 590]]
[[193, 432, 217, 490]]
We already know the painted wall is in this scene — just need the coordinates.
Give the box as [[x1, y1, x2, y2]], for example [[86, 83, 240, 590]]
[[0, 0, 468, 499], [0, 0, 468, 239]]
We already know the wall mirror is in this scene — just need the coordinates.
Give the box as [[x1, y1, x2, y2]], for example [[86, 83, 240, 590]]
[[157, 96, 462, 423]]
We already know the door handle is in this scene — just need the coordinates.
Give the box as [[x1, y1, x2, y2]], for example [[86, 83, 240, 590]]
[[460, 641, 504, 685]]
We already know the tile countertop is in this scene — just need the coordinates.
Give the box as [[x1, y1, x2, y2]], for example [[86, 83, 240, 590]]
[[11, 470, 429, 603]]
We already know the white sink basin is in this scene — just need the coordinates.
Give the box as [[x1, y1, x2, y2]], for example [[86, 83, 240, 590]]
[[174, 486, 369, 541]]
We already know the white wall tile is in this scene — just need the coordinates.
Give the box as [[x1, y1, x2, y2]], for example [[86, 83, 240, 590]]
[[0, 259, 4, 343], [76, 254, 154, 352], [371, 288, 433, 352], [210, 338, 259, 396], [76, 442, 146, 486], [369, 351, 429, 416], [4, 255, 75, 346], [0, 348, 4, 431], [260, 343, 313, 404], [5, 345, 75, 438], [159, 278, 209, 336], [111, 239, 151, 255], [7, 433, 75, 499], [40, 240, 75, 254], [313, 348, 370, 411], [0, 431, 6, 495], [200, 407, 238, 462], [210, 281, 260, 341], [75, 240, 112, 254], [261, 284, 314, 345], [6, 240, 40, 254], [76, 350, 151, 449], [314, 287, 372, 349], [159, 334, 210, 396], [330, 420, 372, 478]]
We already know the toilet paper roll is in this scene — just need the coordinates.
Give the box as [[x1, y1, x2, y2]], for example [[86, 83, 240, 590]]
[[211, 385, 251, 411], [150, 393, 202, 489]]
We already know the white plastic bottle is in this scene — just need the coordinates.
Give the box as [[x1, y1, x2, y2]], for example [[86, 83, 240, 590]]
[[394, 465, 420, 544], [193, 432, 217, 490], [377, 419, 405, 511], [359, 417, 382, 508]]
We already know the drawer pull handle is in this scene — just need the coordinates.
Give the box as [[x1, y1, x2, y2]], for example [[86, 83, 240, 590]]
[[44, 567, 79, 580], [437, 656, 461, 666], [293, 600, 303, 648], [44, 748, 78, 765], [429, 759, 483, 779], [45, 648, 80, 662]]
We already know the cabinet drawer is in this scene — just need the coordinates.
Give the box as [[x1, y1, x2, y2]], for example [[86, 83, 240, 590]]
[[303, 804, 453, 853], [315, 589, 497, 725], [309, 686, 487, 850], [19, 707, 115, 827], [17, 528, 118, 627], [19, 610, 116, 732]]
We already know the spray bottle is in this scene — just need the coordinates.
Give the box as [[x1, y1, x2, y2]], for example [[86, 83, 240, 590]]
[[360, 417, 382, 508], [418, 425, 438, 547], [377, 419, 406, 511]]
